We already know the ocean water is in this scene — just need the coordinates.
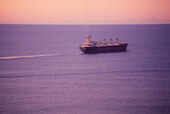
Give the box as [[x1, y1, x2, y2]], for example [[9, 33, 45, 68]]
[[0, 24, 170, 114]]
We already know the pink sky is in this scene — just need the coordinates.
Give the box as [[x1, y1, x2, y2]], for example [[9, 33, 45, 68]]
[[0, 0, 170, 24]]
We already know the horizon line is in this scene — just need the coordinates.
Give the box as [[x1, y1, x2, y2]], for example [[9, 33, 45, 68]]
[[1, 23, 170, 26]]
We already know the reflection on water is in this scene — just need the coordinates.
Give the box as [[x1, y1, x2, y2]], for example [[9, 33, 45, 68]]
[[0, 24, 170, 114]]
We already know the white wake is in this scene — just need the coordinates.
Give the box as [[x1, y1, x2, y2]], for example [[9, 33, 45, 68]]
[[0, 53, 64, 60]]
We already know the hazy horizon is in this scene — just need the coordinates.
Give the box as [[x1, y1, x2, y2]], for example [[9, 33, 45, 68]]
[[1, 23, 170, 26], [1, 0, 170, 25]]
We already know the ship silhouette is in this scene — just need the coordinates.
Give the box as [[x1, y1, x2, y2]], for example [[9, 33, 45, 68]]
[[80, 35, 128, 53]]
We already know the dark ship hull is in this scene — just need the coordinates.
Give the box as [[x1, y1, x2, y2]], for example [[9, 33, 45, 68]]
[[80, 43, 128, 53]]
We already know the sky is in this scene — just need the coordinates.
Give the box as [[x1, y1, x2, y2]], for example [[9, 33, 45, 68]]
[[0, 0, 170, 24]]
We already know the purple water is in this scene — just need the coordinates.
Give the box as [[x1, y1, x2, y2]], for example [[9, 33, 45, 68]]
[[0, 24, 170, 113]]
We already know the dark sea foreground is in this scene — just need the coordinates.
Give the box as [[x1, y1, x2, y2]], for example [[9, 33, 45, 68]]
[[0, 24, 170, 114]]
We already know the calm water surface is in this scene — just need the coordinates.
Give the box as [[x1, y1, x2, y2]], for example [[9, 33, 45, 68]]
[[0, 24, 170, 114]]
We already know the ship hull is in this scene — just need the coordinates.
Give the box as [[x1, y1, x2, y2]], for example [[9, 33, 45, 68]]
[[80, 43, 128, 53]]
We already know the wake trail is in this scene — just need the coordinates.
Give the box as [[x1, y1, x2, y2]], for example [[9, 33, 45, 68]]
[[0, 53, 65, 60]]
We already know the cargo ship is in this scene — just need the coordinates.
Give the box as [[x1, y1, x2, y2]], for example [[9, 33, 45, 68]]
[[80, 35, 128, 53]]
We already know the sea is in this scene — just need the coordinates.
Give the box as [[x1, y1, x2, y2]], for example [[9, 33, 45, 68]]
[[0, 24, 170, 114]]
